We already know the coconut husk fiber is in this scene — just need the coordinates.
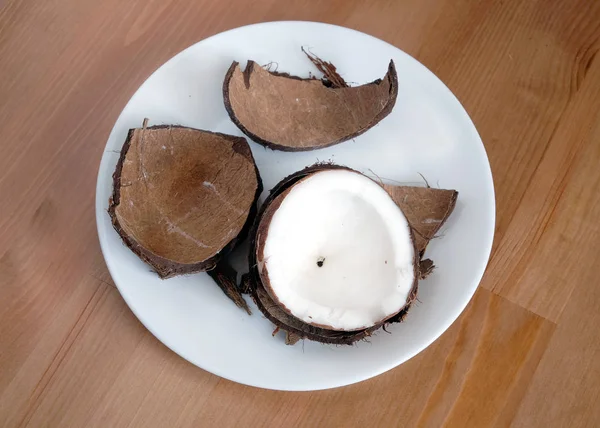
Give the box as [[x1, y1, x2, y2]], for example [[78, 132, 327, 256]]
[[223, 52, 398, 151], [108, 121, 262, 284], [247, 164, 458, 345]]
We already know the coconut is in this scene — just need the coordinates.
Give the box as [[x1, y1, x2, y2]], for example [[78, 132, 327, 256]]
[[246, 164, 458, 345], [222, 52, 398, 151], [256, 168, 418, 331], [108, 120, 262, 311]]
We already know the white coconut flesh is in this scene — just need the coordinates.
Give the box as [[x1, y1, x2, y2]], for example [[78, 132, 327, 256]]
[[261, 170, 416, 331]]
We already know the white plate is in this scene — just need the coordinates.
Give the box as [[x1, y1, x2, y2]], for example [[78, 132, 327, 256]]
[[96, 21, 495, 391]]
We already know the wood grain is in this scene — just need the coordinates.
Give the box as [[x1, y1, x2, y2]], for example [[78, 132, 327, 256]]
[[1, 0, 600, 426], [15, 286, 554, 428], [511, 59, 600, 427], [485, 52, 600, 320]]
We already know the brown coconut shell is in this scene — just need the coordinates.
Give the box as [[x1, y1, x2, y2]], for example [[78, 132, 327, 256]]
[[419, 258, 436, 280], [384, 185, 458, 257], [222, 55, 398, 151], [247, 164, 458, 345], [207, 260, 251, 315], [108, 122, 262, 286]]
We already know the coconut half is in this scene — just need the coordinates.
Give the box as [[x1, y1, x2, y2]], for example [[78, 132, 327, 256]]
[[247, 164, 458, 345], [222, 53, 398, 151], [256, 169, 418, 331], [108, 121, 262, 310]]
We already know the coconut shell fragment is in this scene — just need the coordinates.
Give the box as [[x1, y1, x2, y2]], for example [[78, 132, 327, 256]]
[[419, 259, 435, 280], [223, 56, 398, 151], [247, 164, 458, 345], [108, 122, 262, 280], [384, 185, 458, 256], [207, 260, 251, 315]]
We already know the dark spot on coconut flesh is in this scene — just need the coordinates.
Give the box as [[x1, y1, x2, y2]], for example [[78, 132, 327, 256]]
[[317, 257, 325, 267]]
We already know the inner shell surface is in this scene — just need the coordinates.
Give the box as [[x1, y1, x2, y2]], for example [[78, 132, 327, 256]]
[[115, 127, 258, 265]]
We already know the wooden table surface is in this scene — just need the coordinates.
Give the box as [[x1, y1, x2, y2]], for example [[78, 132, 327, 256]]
[[2, 0, 600, 426]]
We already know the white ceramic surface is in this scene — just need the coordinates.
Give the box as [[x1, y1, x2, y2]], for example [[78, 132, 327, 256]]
[[96, 21, 495, 391]]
